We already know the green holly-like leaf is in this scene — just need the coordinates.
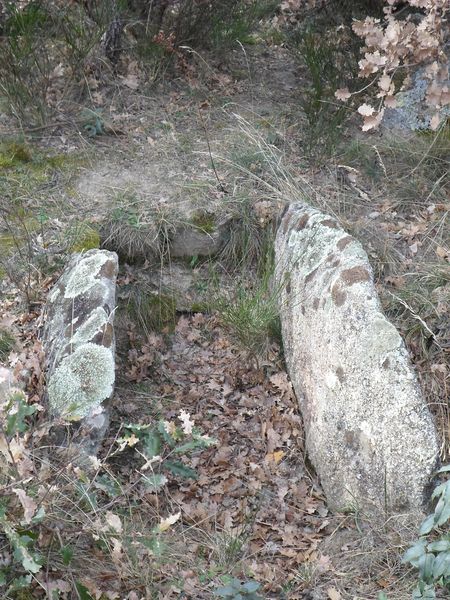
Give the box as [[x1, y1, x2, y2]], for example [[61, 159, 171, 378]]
[[164, 460, 198, 479], [5, 392, 37, 436], [75, 581, 95, 600]]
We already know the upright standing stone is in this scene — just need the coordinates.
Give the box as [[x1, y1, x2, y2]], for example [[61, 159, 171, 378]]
[[42, 249, 118, 455], [275, 203, 439, 515]]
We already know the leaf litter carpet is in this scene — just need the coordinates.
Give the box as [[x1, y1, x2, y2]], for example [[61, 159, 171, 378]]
[[111, 313, 331, 597]]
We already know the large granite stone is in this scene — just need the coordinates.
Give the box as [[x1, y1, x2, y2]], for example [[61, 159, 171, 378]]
[[42, 249, 118, 454], [275, 203, 439, 515]]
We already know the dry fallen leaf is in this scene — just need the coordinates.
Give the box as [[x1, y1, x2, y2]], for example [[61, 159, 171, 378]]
[[265, 450, 285, 464], [13, 488, 37, 523], [357, 103, 375, 117], [327, 586, 342, 600], [335, 87, 351, 101], [436, 246, 449, 260], [157, 512, 181, 533], [105, 511, 123, 534]]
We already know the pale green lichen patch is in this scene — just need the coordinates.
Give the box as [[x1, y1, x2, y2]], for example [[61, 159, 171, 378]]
[[64, 252, 110, 298], [49, 286, 60, 303], [72, 307, 109, 345], [48, 343, 114, 420]]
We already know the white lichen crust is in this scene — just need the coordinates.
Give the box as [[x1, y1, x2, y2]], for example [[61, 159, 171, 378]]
[[71, 307, 109, 346], [48, 343, 114, 420], [64, 252, 110, 298]]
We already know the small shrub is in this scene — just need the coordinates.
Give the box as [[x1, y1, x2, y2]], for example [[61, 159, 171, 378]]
[[118, 412, 216, 491], [402, 465, 450, 599], [289, 27, 358, 157], [214, 253, 282, 360], [165, 0, 277, 49]]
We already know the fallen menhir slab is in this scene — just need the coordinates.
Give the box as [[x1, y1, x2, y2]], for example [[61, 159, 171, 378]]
[[275, 203, 439, 515], [42, 249, 118, 455]]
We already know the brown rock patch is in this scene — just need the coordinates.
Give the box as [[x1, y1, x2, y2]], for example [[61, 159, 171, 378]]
[[337, 236, 353, 251], [331, 283, 347, 307], [282, 210, 293, 233], [340, 267, 370, 286], [304, 266, 319, 285], [296, 214, 310, 231], [321, 219, 339, 229]]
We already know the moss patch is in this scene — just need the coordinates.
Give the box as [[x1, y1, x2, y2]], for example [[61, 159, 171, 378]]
[[68, 224, 101, 252], [127, 291, 177, 333], [191, 212, 216, 234], [0, 141, 32, 168], [0, 143, 86, 210]]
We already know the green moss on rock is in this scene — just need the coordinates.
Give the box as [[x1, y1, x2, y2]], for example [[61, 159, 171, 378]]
[[47, 343, 114, 420]]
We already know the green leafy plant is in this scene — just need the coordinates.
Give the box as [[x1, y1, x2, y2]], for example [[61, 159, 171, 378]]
[[402, 465, 450, 599], [214, 577, 263, 599], [80, 108, 105, 137], [119, 412, 216, 491], [0, 390, 42, 593]]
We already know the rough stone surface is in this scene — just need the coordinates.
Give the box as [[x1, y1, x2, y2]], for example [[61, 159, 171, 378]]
[[383, 66, 450, 131], [275, 203, 439, 515], [42, 249, 118, 454], [170, 219, 230, 258]]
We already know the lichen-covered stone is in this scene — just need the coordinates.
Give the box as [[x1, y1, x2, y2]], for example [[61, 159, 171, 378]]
[[42, 249, 118, 454], [275, 203, 439, 516], [48, 343, 114, 420], [64, 252, 110, 298]]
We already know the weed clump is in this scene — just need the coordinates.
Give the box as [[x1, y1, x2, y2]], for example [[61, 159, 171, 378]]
[[191, 211, 216, 234], [0, 329, 16, 361], [214, 254, 282, 360], [101, 209, 159, 263], [0, 141, 32, 167]]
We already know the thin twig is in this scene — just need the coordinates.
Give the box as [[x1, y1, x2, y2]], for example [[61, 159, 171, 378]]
[[197, 108, 227, 193]]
